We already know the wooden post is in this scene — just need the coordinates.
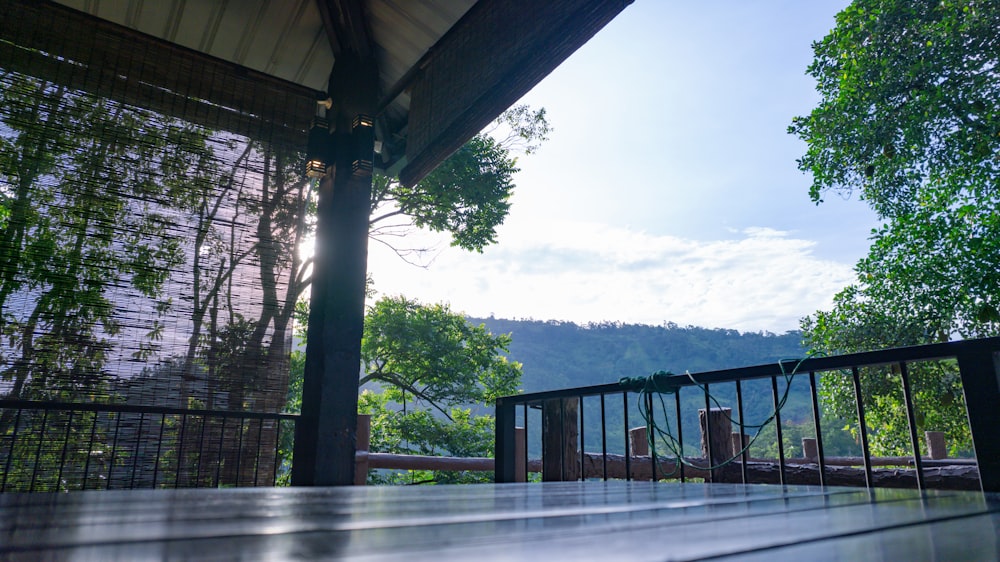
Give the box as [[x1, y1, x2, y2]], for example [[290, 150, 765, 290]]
[[354, 415, 371, 486], [925, 431, 947, 460], [629, 426, 648, 480], [802, 438, 818, 461], [293, 51, 378, 487], [542, 398, 580, 481], [699, 408, 732, 479], [731, 433, 749, 457], [629, 426, 649, 457], [514, 427, 526, 483]]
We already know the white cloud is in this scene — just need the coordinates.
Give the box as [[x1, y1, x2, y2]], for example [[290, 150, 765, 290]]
[[366, 221, 856, 333]]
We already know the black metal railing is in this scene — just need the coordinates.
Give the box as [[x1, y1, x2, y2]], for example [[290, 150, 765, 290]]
[[496, 337, 1000, 493], [0, 400, 298, 492]]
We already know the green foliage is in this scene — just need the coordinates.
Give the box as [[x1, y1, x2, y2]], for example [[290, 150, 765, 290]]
[[361, 296, 522, 416], [369, 105, 550, 254], [754, 418, 861, 460], [789, 0, 998, 216], [473, 318, 806, 393], [0, 410, 115, 492], [792, 0, 995, 455], [0, 75, 186, 400], [790, 0, 1000, 338], [359, 390, 496, 485], [277, 298, 521, 485]]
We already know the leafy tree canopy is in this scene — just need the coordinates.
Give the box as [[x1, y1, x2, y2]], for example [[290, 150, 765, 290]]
[[790, 0, 998, 216], [281, 296, 521, 484], [792, 0, 998, 454], [369, 105, 549, 256], [360, 295, 522, 418], [792, 0, 1000, 342]]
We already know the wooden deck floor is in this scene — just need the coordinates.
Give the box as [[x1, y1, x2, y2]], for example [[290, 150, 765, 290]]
[[2, 481, 998, 560]]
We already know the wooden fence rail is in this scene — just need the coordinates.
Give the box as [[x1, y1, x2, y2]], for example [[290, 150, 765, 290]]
[[352, 413, 977, 490]]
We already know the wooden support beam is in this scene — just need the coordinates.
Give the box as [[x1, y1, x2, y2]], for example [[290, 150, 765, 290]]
[[293, 50, 377, 487], [316, 0, 374, 58]]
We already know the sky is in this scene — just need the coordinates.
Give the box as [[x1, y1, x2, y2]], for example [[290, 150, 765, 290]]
[[366, 0, 882, 334]]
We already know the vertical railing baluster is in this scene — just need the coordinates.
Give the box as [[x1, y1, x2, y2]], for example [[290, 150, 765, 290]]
[[704, 383, 713, 482], [272, 419, 283, 486], [579, 397, 585, 481], [153, 414, 166, 488], [898, 362, 925, 490], [30, 409, 49, 492], [808, 372, 827, 487], [175, 414, 187, 489], [214, 416, 226, 487], [851, 367, 873, 488], [675, 388, 685, 482], [107, 412, 122, 490], [600, 394, 607, 481], [557, 400, 565, 480], [647, 392, 657, 481], [57, 410, 74, 491], [82, 411, 99, 491], [623, 392, 631, 481], [254, 417, 265, 486], [235, 417, 245, 487], [130, 412, 145, 489], [770, 376, 787, 486], [196, 415, 208, 486], [2, 407, 23, 492], [735, 380, 748, 484], [522, 404, 529, 483]]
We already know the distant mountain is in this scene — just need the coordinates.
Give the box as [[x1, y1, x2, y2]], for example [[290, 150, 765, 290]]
[[469, 317, 818, 456], [469, 317, 807, 392]]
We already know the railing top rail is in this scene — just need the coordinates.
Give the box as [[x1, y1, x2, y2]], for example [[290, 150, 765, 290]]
[[0, 399, 300, 420], [498, 336, 1000, 406]]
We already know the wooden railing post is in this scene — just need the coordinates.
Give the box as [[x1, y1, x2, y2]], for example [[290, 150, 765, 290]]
[[629, 426, 649, 480], [629, 426, 649, 457], [542, 398, 579, 481], [354, 414, 371, 486], [802, 438, 818, 461], [514, 427, 526, 482], [699, 408, 732, 481], [925, 431, 946, 460]]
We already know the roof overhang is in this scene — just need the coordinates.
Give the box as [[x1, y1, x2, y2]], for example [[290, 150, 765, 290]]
[[9, 0, 633, 186]]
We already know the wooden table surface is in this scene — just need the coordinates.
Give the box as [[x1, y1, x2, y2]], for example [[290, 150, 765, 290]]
[[2, 481, 998, 560]]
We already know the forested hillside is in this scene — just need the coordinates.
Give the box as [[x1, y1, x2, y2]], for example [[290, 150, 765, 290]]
[[470, 318, 806, 392], [468, 317, 849, 458]]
